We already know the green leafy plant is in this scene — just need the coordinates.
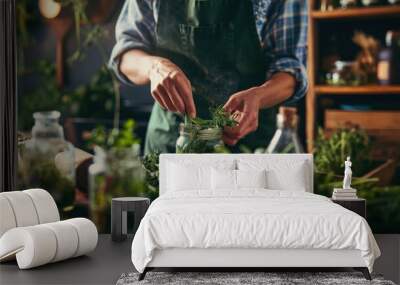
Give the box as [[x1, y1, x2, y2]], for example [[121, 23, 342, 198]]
[[18, 1, 121, 131], [314, 127, 372, 176], [87, 119, 140, 151], [142, 152, 160, 200], [313, 127, 400, 233], [56, 0, 89, 48], [17, 144, 75, 215]]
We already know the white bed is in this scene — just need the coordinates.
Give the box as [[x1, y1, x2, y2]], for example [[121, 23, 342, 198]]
[[131, 154, 380, 280]]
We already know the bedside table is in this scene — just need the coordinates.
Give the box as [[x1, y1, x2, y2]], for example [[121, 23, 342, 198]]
[[331, 198, 366, 218], [111, 197, 150, 242]]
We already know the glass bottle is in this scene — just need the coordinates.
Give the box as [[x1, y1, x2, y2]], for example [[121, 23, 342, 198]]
[[17, 111, 75, 212], [266, 107, 304, 154], [176, 123, 225, 153], [377, 31, 400, 85], [89, 144, 143, 233]]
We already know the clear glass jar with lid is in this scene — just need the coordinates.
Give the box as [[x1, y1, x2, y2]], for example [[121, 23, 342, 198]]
[[17, 111, 75, 213], [176, 123, 225, 153]]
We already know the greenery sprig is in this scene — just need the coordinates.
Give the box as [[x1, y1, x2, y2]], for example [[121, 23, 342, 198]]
[[188, 105, 237, 129]]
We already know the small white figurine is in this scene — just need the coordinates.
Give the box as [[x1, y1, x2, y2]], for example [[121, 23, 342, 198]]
[[343, 156, 352, 190]]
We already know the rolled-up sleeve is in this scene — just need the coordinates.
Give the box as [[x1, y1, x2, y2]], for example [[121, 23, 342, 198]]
[[262, 0, 308, 103], [109, 0, 156, 85]]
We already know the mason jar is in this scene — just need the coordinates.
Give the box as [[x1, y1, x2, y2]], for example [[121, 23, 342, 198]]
[[176, 123, 225, 153], [89, 144, 144, 233]]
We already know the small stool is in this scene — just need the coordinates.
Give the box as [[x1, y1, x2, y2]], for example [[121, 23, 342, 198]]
[[111, 197, 150, 242]]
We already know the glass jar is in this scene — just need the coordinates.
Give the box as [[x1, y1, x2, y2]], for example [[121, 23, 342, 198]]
[[17, 111, 75, 213], [361, 0, 381, 6], [319, 0, 338, 11], [176, 123, 225, 153], [266, 107, 304, 154], [339, 0, 358, 8], [326, 60, 364, 86], [89, 144, 144, 233]]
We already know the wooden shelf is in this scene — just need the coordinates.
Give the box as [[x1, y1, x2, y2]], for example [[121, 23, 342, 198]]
[[311, 6, 400, 20], [315, 85, 400, 95]]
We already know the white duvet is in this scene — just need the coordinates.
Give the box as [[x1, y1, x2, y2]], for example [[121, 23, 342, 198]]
[[131, 190, 380, 273]]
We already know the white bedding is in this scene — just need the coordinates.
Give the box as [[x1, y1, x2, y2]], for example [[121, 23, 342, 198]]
[[131, 190, 380, 273]]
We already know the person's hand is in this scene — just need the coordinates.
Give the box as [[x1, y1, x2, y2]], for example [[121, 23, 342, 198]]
[[223, 88, 261, 145], [148, 58, 196, 117]]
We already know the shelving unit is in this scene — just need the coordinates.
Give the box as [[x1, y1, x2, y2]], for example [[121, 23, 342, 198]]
[[314, 85, 400, 95], [311, 5, 400, 20], [306, 1, 400, 152]]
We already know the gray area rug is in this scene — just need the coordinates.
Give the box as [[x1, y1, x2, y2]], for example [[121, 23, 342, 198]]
[[116, 272, 396, 285]]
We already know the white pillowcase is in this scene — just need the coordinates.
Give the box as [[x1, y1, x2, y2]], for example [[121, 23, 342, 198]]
[[237, 159, 309, 191], [211, 168, 267, 190], [167, 162, 211, 191], [211, 169, 236, 190], [237, 169, 267, 189], [167, 160, 235, 192]]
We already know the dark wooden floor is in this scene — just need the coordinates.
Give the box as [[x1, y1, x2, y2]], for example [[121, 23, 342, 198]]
[[0, 234, 398, 285], [0, 235, 134, 285]]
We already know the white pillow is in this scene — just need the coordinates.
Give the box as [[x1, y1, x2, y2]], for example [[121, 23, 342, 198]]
[[236, 169, 267, 189], [167, 159, 236, 192], [211, 169, 267, 190], [266, 167, 306, 191], [238, 159, 308, 191], [211, 168, 236, 190], [167, 162, 211, 191]]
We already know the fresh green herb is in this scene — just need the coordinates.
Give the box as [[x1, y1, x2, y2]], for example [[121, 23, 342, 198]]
[[188, 106, 237, 129], [177, 106, 237, 153]]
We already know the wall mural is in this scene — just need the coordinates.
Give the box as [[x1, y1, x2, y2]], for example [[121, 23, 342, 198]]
[[16, 0, 399, 234]]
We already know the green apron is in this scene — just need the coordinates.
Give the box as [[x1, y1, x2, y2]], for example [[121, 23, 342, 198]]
[[144, 0, 276, 154]]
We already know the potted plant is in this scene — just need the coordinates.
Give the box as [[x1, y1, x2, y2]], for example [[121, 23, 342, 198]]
[[314, 127, 397, 195]]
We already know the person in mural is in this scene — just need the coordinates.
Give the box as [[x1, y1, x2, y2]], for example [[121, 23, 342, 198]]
[[109, 0, 308, 154]]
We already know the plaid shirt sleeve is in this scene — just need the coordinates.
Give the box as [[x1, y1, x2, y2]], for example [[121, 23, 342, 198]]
[[108, 0, 156, 85], [260, 0, 308, 103]]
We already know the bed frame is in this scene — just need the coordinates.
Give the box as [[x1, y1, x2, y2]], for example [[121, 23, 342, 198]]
[[139, 248, 370, 280], [139, 154, 372, 281]]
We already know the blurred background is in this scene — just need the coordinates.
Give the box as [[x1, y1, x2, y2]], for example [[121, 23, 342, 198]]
[[16, 0, 400, 234]]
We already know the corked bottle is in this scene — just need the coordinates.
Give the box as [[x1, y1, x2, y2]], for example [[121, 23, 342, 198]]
[[266, 107, 304, 154]]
